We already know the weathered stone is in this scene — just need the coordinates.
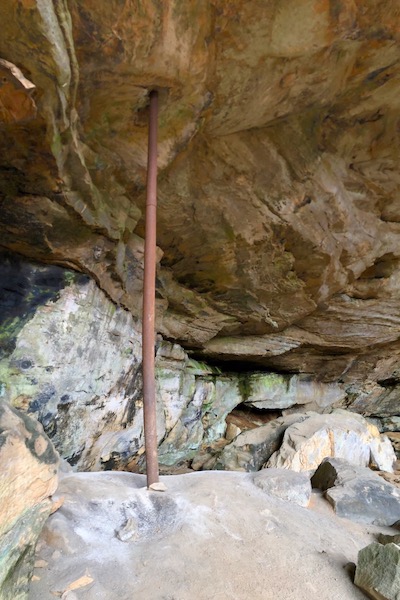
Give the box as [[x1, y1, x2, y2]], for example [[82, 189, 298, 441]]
[[0, 271, 144, 471], [253, 468, 311, 507], [350, 385, 400, 419], [267, 410, 395, 473], [326, 480, 400, 527], [2, 1, 400, 482], [378, 468, 400, 489], [355, 543, 400, 600], [41, 472, 179, 554], [312, 458, 400, 526], [242, 373, 344, 411], [213, 413, 310, 472], [225, 421, 242, 442], [0, 59, 36, 124], [226, 406, 280, 433], [0, 402, 58, 600], [0, 257, 353, 472], [0, 1, 399, 399], [29, 470, 370, 600]]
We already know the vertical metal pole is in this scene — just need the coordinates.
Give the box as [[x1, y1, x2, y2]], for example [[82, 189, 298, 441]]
[[142, 90, 159, 487]]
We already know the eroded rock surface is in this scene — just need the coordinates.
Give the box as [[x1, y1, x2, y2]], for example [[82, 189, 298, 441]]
[[0, 1, 399, 404], [267, 410, 396, 472], [253, 468, 312, 507], [0, 402, 58, 600], [355, 542, 400, 600], [29, 470, 372, 600], [0, 256, 350, 472], [212, 413, 310, 472]]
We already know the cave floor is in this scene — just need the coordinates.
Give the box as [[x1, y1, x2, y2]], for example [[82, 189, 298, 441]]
[[29, 470, 390, 600]]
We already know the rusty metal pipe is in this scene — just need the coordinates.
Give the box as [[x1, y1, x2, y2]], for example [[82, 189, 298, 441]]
[[142, 90, 159, 487]]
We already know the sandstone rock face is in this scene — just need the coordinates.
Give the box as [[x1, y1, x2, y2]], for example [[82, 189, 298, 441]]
[[0, 402, 58, 600], [267, 410, 396, 472], [0, 255, 348, 471], [355, 543, 400, 600], [0, 1, 400, 407], [213, 413, 310, 472]]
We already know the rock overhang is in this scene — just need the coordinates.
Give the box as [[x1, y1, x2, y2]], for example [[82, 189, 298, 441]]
[[0, 1, 400, 393]]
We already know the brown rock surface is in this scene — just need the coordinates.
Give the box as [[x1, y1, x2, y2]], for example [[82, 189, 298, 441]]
[[0, 1, 400, 404], [0, 402, 59, 600]]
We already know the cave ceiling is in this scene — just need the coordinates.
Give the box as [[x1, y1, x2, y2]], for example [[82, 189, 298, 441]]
[[1, 0, 400, 385]]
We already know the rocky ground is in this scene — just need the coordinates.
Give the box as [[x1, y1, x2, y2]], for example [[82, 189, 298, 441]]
[[29, 467, 399, 600]]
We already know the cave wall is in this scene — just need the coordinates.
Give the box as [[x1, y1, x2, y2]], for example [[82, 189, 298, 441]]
[[0, 1, 400, 457], [0, 251, 356, 471]]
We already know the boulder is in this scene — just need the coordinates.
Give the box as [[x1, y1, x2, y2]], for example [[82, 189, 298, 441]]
[[267, 410, 395, 473], [213, 413, 310, 471], [355, 543, 400, 600], [253, 468, 311, 507], [311, 458, 400, 526], [0, 401, 59, 600]]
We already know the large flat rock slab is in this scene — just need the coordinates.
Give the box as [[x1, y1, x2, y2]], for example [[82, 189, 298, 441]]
[[29, 470, 381, 600]]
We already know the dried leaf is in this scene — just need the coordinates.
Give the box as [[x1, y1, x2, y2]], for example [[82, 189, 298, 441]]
[[64, 571, 94, 592], [50, 496, 65, 514], [52, 570, 94, 598]]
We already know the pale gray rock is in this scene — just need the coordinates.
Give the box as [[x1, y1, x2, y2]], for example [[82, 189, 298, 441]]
[[253, 468, 311, 507], [29, 470, 370, 600], [355, 543, 400, 600], [312, 458, 400, 526], [46, 472, 180, 552], [267, 410, 396, 473], [243, 372, 344, 411]]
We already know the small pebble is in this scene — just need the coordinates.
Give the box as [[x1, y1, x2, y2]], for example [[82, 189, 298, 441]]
[[149, 482, 167, 492]]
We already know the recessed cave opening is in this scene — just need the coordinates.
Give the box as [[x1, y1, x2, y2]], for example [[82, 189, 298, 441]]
[[359, 252, 400, 279], [188, 351, 301, 376], [227, 403, 283, 431], [222, 404, 284, 449], [377, 376, 400, 389]]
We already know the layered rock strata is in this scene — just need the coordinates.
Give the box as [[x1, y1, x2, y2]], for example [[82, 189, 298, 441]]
[[0, 257, 396, 474], [0, 402, 59, 600], [0, 1, 400, 404]]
